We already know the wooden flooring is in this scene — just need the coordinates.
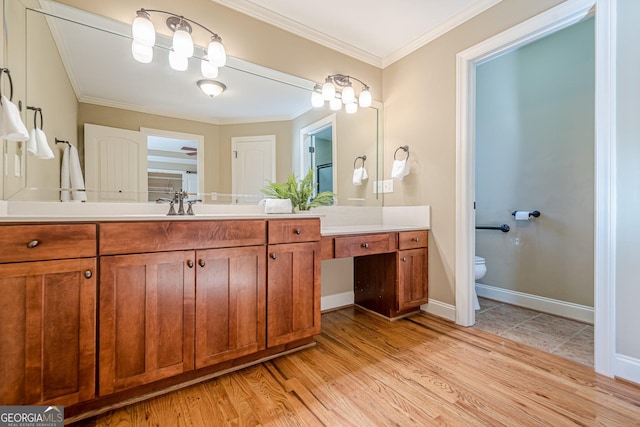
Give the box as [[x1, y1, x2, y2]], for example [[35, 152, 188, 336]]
[[74, 307, 640, 426]]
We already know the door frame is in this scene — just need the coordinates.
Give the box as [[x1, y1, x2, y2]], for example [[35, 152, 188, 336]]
[[455, 0, 616, 377]]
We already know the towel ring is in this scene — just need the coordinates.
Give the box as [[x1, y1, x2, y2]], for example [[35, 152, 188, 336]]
[[27, 106, 43, 130], [0, 68, 14, 104], [55, 138, 71, 147], [394, 145, 409, 160], [353, 155, 367, 169]]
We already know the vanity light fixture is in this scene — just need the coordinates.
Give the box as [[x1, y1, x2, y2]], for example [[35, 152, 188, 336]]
[[131, 9, 226, 75], [312, 74, 372, 114], [197, 79, 226, 97]]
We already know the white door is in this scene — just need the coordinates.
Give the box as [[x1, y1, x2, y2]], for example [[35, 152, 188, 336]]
[[84, 123, 148, 202], [231, 135, 275, 204]]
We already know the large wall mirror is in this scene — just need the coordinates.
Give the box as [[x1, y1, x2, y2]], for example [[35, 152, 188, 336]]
[[2, 0, 382, 206]]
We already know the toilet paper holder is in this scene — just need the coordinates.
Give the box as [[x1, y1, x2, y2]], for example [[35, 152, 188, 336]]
[[512, 210, 540, 218]]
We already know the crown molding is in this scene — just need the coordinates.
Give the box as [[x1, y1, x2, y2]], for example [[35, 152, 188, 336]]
[[382, 0, 503, 68], [210, 0, 384, 68], [211, 0, 503, 69]]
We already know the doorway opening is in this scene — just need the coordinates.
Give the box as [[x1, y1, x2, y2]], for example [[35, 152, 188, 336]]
[[300, 114, 337, 197], [455, 0, 616, 377]]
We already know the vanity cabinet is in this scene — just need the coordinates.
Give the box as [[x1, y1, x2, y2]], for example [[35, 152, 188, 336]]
[[266, 219, 321, 347], [98, 220, 267, 395], [98, 251, 196, 396], [0, 224, 97, 406], [195, 246, 266, 368], [332, 229, 428, 319]]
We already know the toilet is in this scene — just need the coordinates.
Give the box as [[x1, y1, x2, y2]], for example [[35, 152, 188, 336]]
[[474, 256, 487, 310]]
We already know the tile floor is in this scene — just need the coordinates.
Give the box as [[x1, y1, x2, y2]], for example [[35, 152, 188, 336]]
[[473, 297, 594, 367]]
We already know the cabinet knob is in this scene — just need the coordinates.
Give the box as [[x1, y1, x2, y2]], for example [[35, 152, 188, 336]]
[[294, 228, 301, 235], [198, 259, 206, 268], [401, 257, 407, 262], [27, 240, 39, 248], [270, 253, 277, 260], [187, 260, 194, 268], [84, 270, 93, 279], [361, 243, 369, 249], [412, 237, 420, 243]]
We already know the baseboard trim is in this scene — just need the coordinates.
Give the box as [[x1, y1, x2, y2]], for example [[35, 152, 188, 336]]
[[475, 283, 594, 324], [421, 299, 456, 322], [321, 291, 354, 312], [615, 354, 640, 386]]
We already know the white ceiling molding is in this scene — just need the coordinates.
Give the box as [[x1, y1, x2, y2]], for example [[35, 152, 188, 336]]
[[382, 0, 503, 68], [211, 0, 503, 69], [211, 0, 383, 67]]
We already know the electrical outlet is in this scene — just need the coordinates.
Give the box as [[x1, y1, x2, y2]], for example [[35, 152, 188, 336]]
[[210, 192, 218, 201], [382, 179, 394, 193]]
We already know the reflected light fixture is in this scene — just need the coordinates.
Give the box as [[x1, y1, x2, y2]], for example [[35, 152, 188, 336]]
[[312, 74, 372, 113], [131, 8, 226, 76], [197, 79, 226, 97]]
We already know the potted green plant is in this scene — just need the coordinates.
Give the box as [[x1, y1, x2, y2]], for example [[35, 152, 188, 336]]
[[261, 169, 335, 212]]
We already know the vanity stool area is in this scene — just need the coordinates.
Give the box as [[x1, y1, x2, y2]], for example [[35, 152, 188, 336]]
[[0, 213, 429, 423]]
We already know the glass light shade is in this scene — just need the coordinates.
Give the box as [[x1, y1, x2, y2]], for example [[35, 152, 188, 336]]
[[329, 97, 342, 111], [131, 40, 153, 63], [132, 12, 155, 47], [345, 102, 358, 114], [173, 27, 194, 58], [341, 85, 355, 104], [322, 80, 335, 100], [197, 80, 226, 97], [207, 38, 227, 67], [201, 58, 219, 78], [359, 88, 372, 108], [311, 90, 324, 108], [168, 51, 188, 71]]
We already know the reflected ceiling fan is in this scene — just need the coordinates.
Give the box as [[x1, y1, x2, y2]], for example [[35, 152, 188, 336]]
[[180, 146, 197, 156]]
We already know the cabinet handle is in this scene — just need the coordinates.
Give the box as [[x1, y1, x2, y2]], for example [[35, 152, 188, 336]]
[[401, 257, 407, 262], [27, 240, 39, 248], [187, 260, 194, 268], [84, 270, 93, 279], [198, 259, 206, 268], [361, 243, 369, 249], [270, 253, 277, 260], [412, 237, 420, 243], [294, 228, 301, 235]]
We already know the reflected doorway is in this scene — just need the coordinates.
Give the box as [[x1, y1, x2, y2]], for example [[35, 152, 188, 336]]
[[300, 114, 337, 197]]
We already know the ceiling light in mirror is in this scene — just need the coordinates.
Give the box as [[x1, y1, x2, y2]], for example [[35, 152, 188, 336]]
[[197, 80, 226, 97]]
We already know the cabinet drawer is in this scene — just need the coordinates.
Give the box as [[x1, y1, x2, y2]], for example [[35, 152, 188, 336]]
[[99, 220, 266, 255], [268, 219, 320, 244], [0, 224, 96, 263], [398, 230, 428, 250], [334, 233, 397, 258]]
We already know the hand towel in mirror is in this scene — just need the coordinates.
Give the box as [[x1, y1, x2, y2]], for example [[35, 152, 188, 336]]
[[0, 95, 29, 141]]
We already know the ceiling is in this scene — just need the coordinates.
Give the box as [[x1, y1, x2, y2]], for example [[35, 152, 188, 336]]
[[210, 0, 503, 68]]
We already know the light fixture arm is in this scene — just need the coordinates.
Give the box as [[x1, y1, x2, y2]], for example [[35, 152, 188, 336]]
[[328, 74, 369, 90], [137, 8, 223, 41]]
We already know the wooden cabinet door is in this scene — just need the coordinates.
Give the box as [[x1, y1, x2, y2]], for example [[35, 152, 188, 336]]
[[0, 258, 96, 406], [397, 248, 428, 311], [99, 251, 195, 396], [267, 242, 321, 347], [195, 246, 266, 368]]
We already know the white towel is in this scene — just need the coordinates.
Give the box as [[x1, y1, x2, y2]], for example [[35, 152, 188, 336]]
[[0, 95, 29, 141], [391, 159, 410, 180], [61, 144, 87, 202], [352, 166, 368, 186], [27, 128, 54, 159], [264, 198, 292, 214]]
